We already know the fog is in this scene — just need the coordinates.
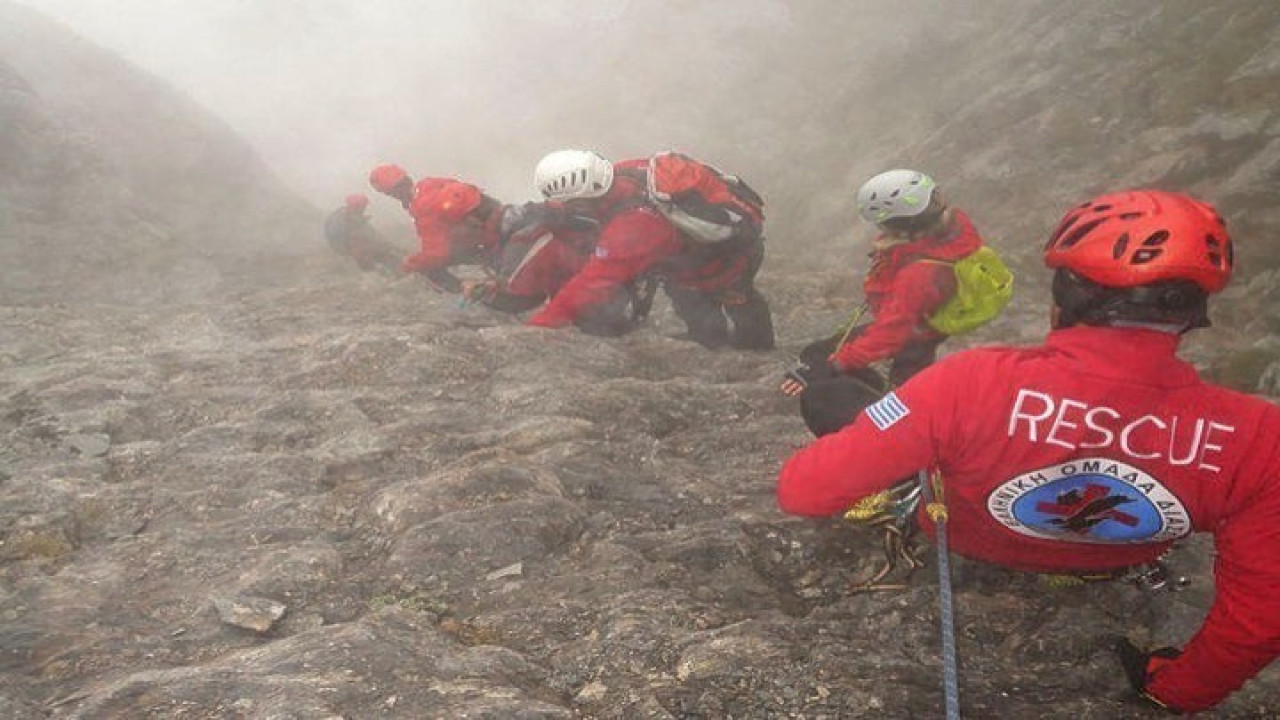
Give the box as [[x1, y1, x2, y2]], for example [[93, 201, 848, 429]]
[[19, 0, 965, 215], [17, 1, 1279, 283], [6, 4, 1280, 715]]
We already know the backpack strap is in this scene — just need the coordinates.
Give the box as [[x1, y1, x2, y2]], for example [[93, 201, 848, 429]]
[[597, 166, 653, 224]]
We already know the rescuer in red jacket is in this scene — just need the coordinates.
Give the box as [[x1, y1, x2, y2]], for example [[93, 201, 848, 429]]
[[782, 169, 983, 398], [525, 150, 775, 349], [367, 164, 503, 293], [460, 202, 602, 321], [369, 163, 598, 306], [777, 190, 1278, 713]]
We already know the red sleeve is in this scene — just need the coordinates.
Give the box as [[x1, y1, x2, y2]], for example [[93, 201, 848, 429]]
[[399, 216, 451, 273], [777, 359, 957, 515], [832, 261, 955, 370], [529, 209, 679, 328], [1146, 424, 1280, 712]]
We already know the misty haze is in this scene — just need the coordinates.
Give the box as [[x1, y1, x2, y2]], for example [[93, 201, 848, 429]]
[[2, 1, 1279, 717]]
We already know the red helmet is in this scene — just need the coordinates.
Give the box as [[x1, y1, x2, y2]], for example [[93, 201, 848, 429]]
[[344, 193, 369, 211], [1043, 190, 1233, 293], [368, 164, 410, 193], [410, 179, 483, 222]]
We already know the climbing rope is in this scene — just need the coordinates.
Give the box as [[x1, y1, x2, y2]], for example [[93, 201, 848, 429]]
[[832, 303, 869, 350], [841, 471, 960, 715], [920, 469, 961, 720]]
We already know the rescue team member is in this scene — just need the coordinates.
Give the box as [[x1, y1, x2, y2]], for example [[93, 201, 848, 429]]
[[368, 164, 504, 293], [368, 163, 416, 210], [782, 169, 984, 396], [322, 193, 402, 274], [369, 163, 599, 307], [459, 202, 601, 315], [777, 190, 1279, 713], [526, 150, 775, 349]]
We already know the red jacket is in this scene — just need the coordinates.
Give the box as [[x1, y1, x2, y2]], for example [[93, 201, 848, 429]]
[[527, 205, 679, 327], [398, 178, 501, 274], [528, 159, 758, 327], [399, 212, 501, 275], [492, 202, 599, 301], [831, 209, 982, 369], [778, 326, 1280, 712], [529, 160, 677, 327], [502, 231, 591, 299]]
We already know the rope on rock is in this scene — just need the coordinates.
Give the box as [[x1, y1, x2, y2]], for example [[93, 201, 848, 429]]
[[842, 471, 961, 715], [920, 469, 961, 720]]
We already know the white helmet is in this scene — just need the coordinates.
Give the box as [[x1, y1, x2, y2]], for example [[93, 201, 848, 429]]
[[856, 169, 938, 224], [534, 150, 614, 201]]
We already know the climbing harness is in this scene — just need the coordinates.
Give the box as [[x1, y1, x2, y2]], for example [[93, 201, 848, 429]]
[[842, 479, 924, 592], [843, 464, 1190, 719]]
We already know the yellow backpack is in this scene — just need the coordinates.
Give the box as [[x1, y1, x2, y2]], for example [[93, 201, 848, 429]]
[[922, 245, 1014, 335]]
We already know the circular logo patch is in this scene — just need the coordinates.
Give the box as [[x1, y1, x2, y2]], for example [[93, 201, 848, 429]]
[[987, 458, 1190, 544]]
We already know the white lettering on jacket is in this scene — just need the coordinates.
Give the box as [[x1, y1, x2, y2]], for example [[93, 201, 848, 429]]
[[1007, 389, 1235, 473]]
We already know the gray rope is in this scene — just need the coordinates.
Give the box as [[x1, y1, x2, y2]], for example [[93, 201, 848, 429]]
[[919, 469, 961, 719]]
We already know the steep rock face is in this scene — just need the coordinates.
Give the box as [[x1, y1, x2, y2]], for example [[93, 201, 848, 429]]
[[0, 1, 319, 305], [698, 2, 1280, 271], [892, 1, 1280, 266], [2, 3, 1280, 719]]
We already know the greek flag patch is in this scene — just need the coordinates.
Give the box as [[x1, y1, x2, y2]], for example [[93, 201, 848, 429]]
[[866, 391, 910, 430]]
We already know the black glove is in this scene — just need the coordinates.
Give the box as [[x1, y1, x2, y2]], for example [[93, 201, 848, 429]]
[[1115, 637, 1183, 713]]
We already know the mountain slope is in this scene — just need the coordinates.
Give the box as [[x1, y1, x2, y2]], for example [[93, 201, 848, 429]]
[[1, 3, 1279, 718], [0, 1, 319, 305]]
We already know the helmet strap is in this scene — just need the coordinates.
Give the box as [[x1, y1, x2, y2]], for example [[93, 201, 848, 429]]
[[878, 204, 947, 239], [1052, 270, 1210, 333]]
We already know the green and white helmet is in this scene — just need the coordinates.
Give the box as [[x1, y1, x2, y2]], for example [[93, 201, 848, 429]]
[[856, 169, 938, 224], [534, 150, 614, 201]]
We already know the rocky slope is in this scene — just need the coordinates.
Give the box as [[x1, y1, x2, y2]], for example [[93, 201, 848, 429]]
[[3, 274, 1276, 719], [0, 2, 318, 307], [2, 2, 1280, 719]]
